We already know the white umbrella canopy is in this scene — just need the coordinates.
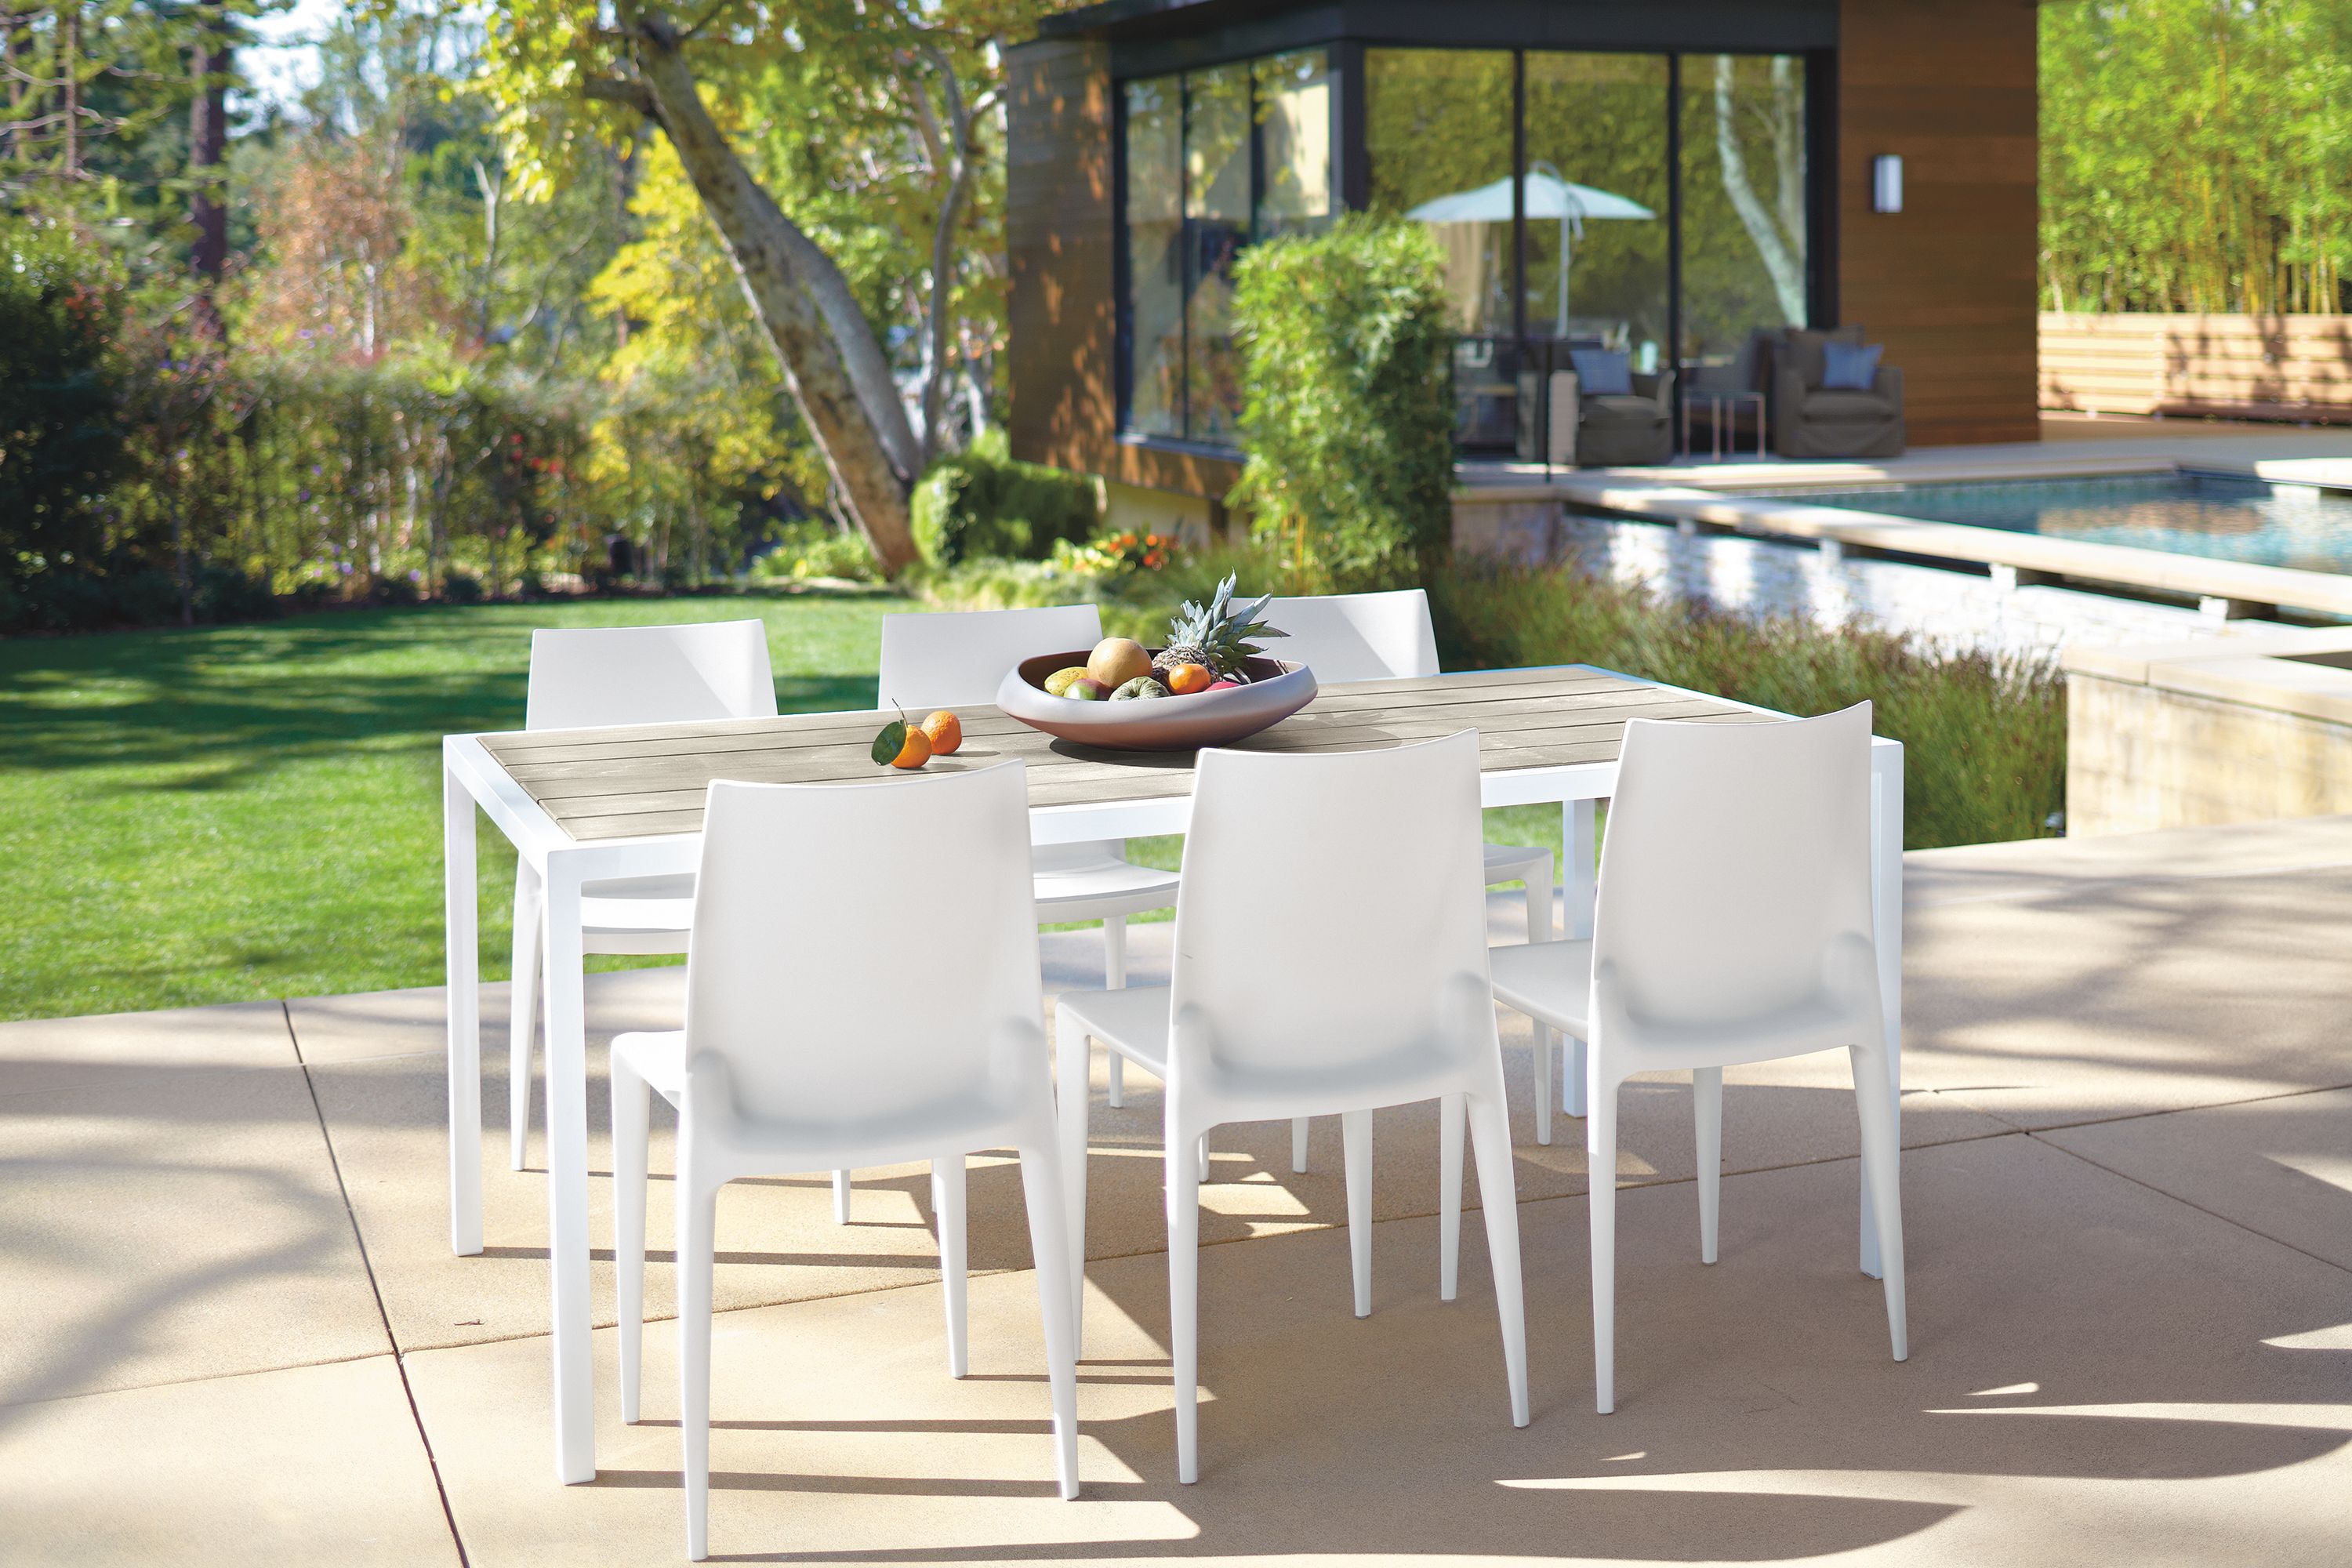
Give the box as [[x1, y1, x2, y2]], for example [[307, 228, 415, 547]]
[[1404, 168, 1656, 337], [1404, 171, 1655, 224]]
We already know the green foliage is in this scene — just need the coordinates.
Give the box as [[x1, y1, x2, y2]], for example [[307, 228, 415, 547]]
[[1229, 215, 1455, 591], [752, 521, 881, 583], [911, 428, 1101, 566], [0, 217, 127, 607], [2042, 0, 2352, 313], [1428, 561, 2065, 851]]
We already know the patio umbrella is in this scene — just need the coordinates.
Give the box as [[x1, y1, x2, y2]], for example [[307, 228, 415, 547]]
[[1405, 167, 1655, 332]]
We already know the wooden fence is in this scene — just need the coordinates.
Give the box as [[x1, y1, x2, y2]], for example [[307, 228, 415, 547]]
[[2039, 312, 2352, 423]]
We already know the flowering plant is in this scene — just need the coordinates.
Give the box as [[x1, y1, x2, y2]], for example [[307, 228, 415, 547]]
[[1055, 530, 1183, 578]]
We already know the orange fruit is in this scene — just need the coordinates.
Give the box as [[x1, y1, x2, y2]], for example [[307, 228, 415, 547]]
[[890, 725, 933, 769], [920, 710, 963, 755], [1164, 662, 1212, 695]]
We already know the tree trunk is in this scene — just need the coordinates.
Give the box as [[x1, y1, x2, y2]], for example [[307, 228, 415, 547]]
[[188, 6, 230, 343], [1713, 55, 1806, 327], [614, 14, 924, 575]]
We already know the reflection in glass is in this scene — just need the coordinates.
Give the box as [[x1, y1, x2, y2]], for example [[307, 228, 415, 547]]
[[1368, 49, 1515, 446], [1123, 74, 1184, 437], [1184, 64, 1251, 443], [1256, 50, 1333, 238], [1523, 53, 1668, 369], [1679, 53, 1808, 368]]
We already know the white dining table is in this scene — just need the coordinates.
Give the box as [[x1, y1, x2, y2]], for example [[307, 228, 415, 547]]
[[441, 663, 1904, 1483]]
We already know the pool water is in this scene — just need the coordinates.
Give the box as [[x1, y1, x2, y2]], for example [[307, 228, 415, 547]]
[[1768, 471, 2352, 575]]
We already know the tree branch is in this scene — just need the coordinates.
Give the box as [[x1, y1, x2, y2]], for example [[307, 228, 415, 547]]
[[583, 77, 656, 118]]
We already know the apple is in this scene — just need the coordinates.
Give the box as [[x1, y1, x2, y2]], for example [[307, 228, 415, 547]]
[[1067, 677, 1109, 701], [1207, 679, 1243, 691]]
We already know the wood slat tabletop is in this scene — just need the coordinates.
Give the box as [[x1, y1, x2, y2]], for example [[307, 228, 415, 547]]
[[479, 665, 1762, 843]]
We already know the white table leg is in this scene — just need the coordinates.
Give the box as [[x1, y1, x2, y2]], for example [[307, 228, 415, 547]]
[[445, 763, 483, 1258], [1562, 798, 1597, 1118], [539, 856, 597, 1483], [1863, 742, 1905, 1280]]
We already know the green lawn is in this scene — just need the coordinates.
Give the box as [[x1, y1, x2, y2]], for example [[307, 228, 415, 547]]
[[0, 590, 1574, 1022]]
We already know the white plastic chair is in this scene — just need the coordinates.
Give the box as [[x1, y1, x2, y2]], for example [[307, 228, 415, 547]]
[[1485, 703, 1907, 1414], [1265, 590, 1565, 1156], [1054, 731, 1530, 1483], [506, 620, 776, 1171], [611, 764, 1080, 1559], [818, 606, 1184, 1213]]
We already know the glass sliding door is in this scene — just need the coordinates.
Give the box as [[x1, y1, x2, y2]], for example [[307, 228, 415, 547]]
[[1116, 49, 1334, 445], [1523, 53, 1670, 367], [1365, 49, 1515, 446], [1677, 53, 1809, 370], [1123, 74, 1185, 438]]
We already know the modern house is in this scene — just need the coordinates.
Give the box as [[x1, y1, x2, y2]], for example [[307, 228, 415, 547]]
[[1005, 0, 2039, 535]]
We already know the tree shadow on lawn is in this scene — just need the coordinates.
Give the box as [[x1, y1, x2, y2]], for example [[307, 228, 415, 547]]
[[0, 604, 881, 786]]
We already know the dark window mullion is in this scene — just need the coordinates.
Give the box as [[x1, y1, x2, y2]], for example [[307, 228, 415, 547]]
[[1666, 52, 1683, 426], [1178, 71, 1191, 441]]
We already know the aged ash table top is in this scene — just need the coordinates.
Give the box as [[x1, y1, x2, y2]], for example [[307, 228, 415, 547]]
[[480, 663, 1758, 844]]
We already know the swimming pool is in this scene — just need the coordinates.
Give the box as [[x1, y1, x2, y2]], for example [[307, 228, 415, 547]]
[[1765, 471, 2352, 575]]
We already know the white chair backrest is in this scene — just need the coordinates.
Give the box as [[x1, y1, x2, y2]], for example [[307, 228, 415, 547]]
[[684, 764, 1044, 1126], [1171, 731, 1492, 1080], [1595, 703, 1875, 1029], [1262, 590, 1440, 683], [524, 620, 776, 731], [879, 604, 1104, 709]]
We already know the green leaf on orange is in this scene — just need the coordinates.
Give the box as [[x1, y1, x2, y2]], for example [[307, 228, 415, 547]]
[[871, 720, 907, 767]]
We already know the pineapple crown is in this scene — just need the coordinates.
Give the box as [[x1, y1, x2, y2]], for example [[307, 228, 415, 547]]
[[1160, 573, 1286, 681]]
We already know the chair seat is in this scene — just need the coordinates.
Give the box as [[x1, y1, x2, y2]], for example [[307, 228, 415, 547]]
[[582, 873, 698, 934], [1583, 394, 1667, 426], [1800, 388, 1898, 420], [612, 1029, 689, 1101], [1487, 938, 1594, 1036], [1054, 985, 1173, 1078], [1032, 841, 1181, 920], [1482, 841, 1550, 884]]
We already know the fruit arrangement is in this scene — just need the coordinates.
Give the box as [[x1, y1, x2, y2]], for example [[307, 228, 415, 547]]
[[1038, 575, 1285, 703], [870, 705, 964, 770]]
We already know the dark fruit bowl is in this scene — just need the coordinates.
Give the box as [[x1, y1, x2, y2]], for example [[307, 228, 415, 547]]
[[995, 650, 1317, 752]]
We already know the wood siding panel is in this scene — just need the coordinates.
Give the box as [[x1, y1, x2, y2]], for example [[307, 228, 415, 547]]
[[1006, 38, 1243, 506], [1837, 0, 2041, 447], [2041, 312, 2352, 423]]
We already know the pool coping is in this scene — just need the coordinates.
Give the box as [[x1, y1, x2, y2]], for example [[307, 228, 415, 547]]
[[2063, 625, 2352, 728], [1455, 454, 2352, 619]]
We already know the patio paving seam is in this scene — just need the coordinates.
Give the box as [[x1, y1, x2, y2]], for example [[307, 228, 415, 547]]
[[1923, 1077, 2352, 1136], [2023, 1127, 2352, 1279], [285, 1000, 474, 1567]]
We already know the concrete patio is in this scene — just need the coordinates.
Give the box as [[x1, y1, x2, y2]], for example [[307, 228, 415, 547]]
[[5, 816, 2350, 1565]]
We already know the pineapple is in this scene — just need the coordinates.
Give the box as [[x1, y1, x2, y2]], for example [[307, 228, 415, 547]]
[[1154, 574, 1286, 684]]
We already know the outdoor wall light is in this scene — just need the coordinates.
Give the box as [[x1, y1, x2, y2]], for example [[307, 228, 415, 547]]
[[1872, 154, 1904, 214]]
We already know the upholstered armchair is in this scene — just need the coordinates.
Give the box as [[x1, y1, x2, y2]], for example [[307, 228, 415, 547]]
[[1770, 325, 1905, 459], [1552, 365, 1675, 467]]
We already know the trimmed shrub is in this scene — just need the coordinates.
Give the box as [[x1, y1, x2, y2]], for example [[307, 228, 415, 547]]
[[0, 218, 128, 612], [912, 428, 1101, 566], [1229, 215, 1455, 590]]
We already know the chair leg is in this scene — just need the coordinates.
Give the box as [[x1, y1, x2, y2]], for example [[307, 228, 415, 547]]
[[1851, 1043, 1909, 1362], [506, 863, 542, 1171], [1290, 1116, 1309, 1174], [1342, 1109, 1373, 1318], [935, 1156, 969, 1378], [1197, 1131, 1210, 1184], [1588, 1071, 1620, 1415], [1167, 1127, 1203, 1483], [677, 1158, 718, 1561], [1439, 1093, 1465, 1303], [1695, 1065, 1723, 1265], [1525, 872, 1553, 1147], [1533, 1022, 1553, 1147], [1465, 1087, 1530, 1428], [1015, 1139, 1083, 1500], [832, 1170, 852, 1225], [1565, 1034, 1588, 1119], [1104, 917, 1126, 1109], [1055, 1026, 1091, 1345], [613, 1058, 650, 1425]]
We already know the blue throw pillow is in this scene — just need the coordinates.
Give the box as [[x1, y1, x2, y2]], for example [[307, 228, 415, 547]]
[[1569, 347, 1632, 397], [1821, 341, 1884, 390]]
